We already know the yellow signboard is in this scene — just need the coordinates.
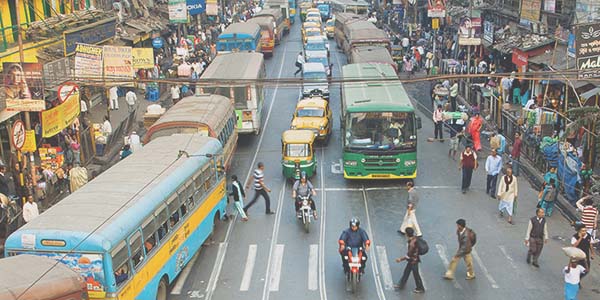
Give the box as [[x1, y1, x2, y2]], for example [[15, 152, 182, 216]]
[[21, 130, 37, 152], [432, 18, 439, 29], [41, 88, 81, 138], [132, 48, 154, 69]]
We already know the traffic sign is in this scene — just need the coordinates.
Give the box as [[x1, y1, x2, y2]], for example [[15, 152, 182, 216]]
[[11, 120, 26, 150], [58, 83, 80, 103]]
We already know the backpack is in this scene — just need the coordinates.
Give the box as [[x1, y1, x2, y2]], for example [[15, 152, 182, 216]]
[[416, 237, 429, 255], [468, 229, 477, 246]]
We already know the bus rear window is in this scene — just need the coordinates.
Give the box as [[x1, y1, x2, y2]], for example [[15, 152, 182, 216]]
[[233, 86, 248, 109]]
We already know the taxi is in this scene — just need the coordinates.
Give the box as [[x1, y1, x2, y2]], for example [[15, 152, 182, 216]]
[[303, 27, 325, 43], [325, 18, 335, 39], [305, 15, 322, 25], [291, 96, 332, 144]]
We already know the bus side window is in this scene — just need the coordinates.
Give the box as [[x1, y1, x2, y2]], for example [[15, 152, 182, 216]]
[[194, 171, 206, 203], [142, 218, 157, 255], [168, 194, 181, 228], [128, 231, 144, 270], [111, 242, 130, 287], [155, 205, 169, 241]]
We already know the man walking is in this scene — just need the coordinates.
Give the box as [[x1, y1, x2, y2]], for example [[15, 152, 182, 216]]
[[576, 195, 598, 236], [498, 166, 518, 224], [395, 227, 425, 293], [459, 144, 478, 194], [449, 80, 458, 111], [511, 132, 522, 176], [444, 219, 475, 280], [109, 86, 119, 110], [244, 162, 274, 215], [125, 89, 137, 113], [22, 195, 39, 223], [294, 52, 305, 76], [433, 105, 444, 141], [448, 119, 464, 160], [485, 149, 502, 198], [496, 129, 506, 155], [525, 208, 549, 267], [229, 175, 248, 221]]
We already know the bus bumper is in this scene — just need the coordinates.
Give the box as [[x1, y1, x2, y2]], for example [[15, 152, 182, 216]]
[[343, 169, 417, 179]]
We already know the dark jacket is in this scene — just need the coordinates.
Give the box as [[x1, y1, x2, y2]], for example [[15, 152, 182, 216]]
[[406, 237, 420, 263], [339, 228, 370, 249], [456, 228, 473, 257], [229, 180, 245, 202], [0, 173, 9, 196]]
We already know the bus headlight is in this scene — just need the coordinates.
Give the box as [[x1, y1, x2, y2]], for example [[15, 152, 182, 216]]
[[404, 160, 416, 167], [360, 158, 366, 163], [319, 126, 325, 130], [345, 160, 357, 166], [395, 158, 401, 163]]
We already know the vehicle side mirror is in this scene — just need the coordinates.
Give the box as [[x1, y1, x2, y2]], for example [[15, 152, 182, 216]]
[[416, 116, 422, 129]]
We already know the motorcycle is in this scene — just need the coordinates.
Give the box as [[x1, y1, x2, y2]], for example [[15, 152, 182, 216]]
[[296, 195, 313, 233], [345, 246, 365, 293]]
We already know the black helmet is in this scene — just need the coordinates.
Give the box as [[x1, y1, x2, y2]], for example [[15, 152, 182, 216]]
[[349, 217, 360, 228]]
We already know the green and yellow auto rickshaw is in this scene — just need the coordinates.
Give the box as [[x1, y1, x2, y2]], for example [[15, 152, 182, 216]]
[[281, 130, 317, 180]]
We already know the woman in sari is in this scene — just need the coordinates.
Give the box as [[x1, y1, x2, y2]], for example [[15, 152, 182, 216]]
[[468, 112, 484, 151]]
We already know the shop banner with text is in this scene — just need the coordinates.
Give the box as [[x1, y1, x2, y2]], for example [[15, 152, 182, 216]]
[[576, 22, 600, 79], [483, 20, 494, 44], [520, 0, 542, 26], [132, 48, 154, 69], [206, 0, 218, 16], [41, 87, 81, 138], [187, 0, 206, 15], [22, 130, 37, 152], [74, 43, 103, 80], [2, 62, 45, 111], [427, 0, 446, 18], [103, 45, 134, 85]]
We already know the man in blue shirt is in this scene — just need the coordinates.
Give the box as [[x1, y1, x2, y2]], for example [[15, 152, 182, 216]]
[[485, 149, 503, 198], [496, 129, 506, 155], [339, 218, 371, 274]]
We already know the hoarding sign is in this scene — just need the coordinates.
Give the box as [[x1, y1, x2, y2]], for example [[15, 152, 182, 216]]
[[103, 45, 134, 81], [520, 0, 542, 26], [576, 23, 600, 79], [458, 17, 482, 45], [63, 18, 117, 56], [132, 48, 155, 69], [43, 58, 71, 88], [187, 0, 206, 15], [74, 43, 103, 80], [427, 0, 446, 18], [2, 62, 45, 111], [483, 20, 494, 44], [169, 0, 188, 23], [41, 85, 80, 138]]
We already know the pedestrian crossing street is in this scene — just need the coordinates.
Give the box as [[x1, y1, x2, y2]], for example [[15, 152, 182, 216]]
[[173, 240, 538, 296]]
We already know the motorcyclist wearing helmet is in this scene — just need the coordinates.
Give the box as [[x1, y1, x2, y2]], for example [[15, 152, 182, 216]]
[[339, 217, 371, 274], [292, 171, 318, 219]]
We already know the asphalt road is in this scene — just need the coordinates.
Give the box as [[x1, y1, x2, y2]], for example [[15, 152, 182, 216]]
[[168, 20, 600, 300]]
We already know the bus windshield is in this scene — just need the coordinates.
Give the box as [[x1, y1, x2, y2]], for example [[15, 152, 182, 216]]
[[345, 112, 416, 151], [286, 143, 309, 157]]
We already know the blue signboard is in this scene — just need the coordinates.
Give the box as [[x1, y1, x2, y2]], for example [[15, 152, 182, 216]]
[[63, 18, 117, 56], [187, 0, 206, 15], [152, 37, 164, 49], [567, 33, 576, 58]]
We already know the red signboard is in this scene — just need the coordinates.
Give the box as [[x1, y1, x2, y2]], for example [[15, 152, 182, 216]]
[[512, 48, 528, 67]]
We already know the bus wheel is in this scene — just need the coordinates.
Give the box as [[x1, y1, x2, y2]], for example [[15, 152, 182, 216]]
[[157, 278, 168, 300]]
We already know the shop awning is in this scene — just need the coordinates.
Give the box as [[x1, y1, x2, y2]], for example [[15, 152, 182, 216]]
[[580, 87, 600, 100], [0, 110, 20, 123]]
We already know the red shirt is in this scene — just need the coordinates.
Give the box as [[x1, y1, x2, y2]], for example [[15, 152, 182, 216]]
[[511, 138, 522, 159]]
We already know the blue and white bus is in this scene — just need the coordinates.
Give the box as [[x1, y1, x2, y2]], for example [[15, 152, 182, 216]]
[[217, 22, 262, 53], [4, 134, 228, 300]]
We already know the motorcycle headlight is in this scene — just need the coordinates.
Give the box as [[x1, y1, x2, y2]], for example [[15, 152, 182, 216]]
[[404, 160, 416, 167], [302, 200, 308, 205]]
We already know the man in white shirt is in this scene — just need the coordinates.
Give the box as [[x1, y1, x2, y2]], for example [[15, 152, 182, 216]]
[[294, 52, 305, 76], [125, 89, 137, 113], [171, 85, 181, 104], [563, 259, 587, 299], [22, 195, 39, 223], [101, 116, 112, 137], [128, 131, 142, 152], [109, 86, 119, 110], [500, 76, 512, 103], [401, 37, 410, 53]]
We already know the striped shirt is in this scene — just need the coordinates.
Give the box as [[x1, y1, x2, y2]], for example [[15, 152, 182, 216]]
[[253, 169, 264, 190], [581, 206, 598, 230]]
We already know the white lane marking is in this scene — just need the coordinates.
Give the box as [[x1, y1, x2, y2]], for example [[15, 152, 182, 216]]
[[435, 244, 462, 290], [268, 244, 286, 291], [498, 245, 517, 270], [318, 148, 328, 300], [205, 41, 290, 300], [314, 186, 456, 192], [308, 244, 319, 291], [205, 242, 228, 293], [376, 246, 394, 290], [361, 187, 387, 300], [471, 249, 499, 289], [170, 252, 200, 295], [261, 181, 287, 300], [240, 244, 258, 291]]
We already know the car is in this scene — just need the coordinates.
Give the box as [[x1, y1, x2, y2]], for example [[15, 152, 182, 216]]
[[303, 27, 325, 43], [325, 19, 335, 39], [291, 96, 333, 143], [305, 15, 322, 25], [306, 51, 330, 77], [302, 62, 329, 99]]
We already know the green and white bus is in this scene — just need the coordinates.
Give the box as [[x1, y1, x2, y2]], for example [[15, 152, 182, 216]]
[[341, 63, 421, 179]]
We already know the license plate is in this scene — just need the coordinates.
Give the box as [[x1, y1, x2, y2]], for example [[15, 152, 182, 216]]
[[372, 174, 390, 178]]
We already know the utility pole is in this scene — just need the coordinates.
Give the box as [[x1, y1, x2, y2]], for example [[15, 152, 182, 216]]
[[14, 0, 35, 203], [465, 0, 473, 104]]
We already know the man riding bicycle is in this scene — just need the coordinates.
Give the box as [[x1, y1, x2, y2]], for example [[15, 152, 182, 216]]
[[292, 171, 318, 219]]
